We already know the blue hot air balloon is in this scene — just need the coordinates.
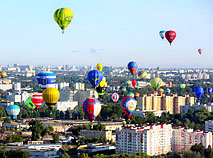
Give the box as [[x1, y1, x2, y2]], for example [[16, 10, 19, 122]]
[[165, 88, 171, 95], [6, 105, 20, 119], [194, 86, 204, 100], [88, 70, 103, 88], [159, 30, 166, 39], [127, 61, 138, 75], [207, 87, 212, 95], [37, 71, 56, 89]]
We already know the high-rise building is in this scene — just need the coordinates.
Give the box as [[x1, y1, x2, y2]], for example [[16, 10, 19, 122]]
[[137, 94, 195, 114], [116, 124, 172, 156], [205, 120, 213, 132], [74, 82, 85, 90], [172, 127, 212, 153]]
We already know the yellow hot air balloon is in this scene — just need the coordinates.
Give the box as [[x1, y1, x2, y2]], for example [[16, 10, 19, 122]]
[[54, 8, 73, 34], [96, 63, 103, 72], [1, 71, 7, 79], [158, 88, 164, 94], [42, 88, 60, 110], [150, 77, 162, 90]]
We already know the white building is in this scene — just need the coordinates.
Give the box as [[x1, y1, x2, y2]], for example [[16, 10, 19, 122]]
[[0, 84, 13, 91], [116, 124, 172, 156], [59, 90, 76, 102], [74, 82, 85, 90], [205, 120, 213, 132], [13, 82, 21, 91], [55, 101, 78, 111], [180, 103, 213, 114], [6, 92, 22, 102], [58, 82, 69, 90], [134, 110, 168, 117]]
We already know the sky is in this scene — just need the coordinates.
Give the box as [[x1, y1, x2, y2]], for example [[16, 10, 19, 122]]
[[0, 0, 213, 68]]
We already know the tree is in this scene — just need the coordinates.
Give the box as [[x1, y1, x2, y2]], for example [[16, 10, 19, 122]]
[[52, 133, 59, 144], [29, 120, 44, 141], [59, 153, 70, 158], [6, 134, 23, 143], [80, 153, 88, 158]]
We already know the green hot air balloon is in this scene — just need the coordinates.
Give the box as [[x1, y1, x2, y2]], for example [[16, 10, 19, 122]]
[[150, 77, 162, 90], [26, 97, 36, 111]]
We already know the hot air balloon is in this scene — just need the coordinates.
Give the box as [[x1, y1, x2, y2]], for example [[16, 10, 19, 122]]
[[6, 105, 20, 119], [88, 70, 103, 88], [126, 80, 132, 87], [31, 94, 44, 110], [159, 30, 166, 39], [128, 61, 138, 75], [207, 87, 212, 95], [26, 97, 36, 111], [54, 8, 73, 34], [1, 71, 7, 79], [96, 63, 103, 72], [198, 49, 203, 55], [82, 97, 101, 121], [96, 80, 107, 98], [150, 77, 162, 90], [37, 71, 56, 89], [122, 97, 136, 119], [138, 70, 147, 79], [158, 88, 164, 94], [165, 88, 171, 95], [120, 87, 127, 97], [152, 91, 158, 96], [180, 84, 186, 89], [112, 93, 119, 103], [165, 30, 176, 45], [42, 88, 60, 111], [132, 80, 137, 87], [134, 92, 140, 101], [126, 92, 134, 98], [194, 86, 204, 100]]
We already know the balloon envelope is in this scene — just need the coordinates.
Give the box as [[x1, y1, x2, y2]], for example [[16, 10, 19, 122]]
[[134, 92, 140, 100], [82, 97, 101, 121], [42, 88, 60, 110], [31, 94, 44, 110], [126, 80, 132, 87], [180, 84, 186, 89], [150, 77, 162, 90], [126, 92, 134, 98], [132, 80, 137, 87], [128, 61, 138, 75], [37, 71, 56, 89], [112, 93, 119, 103], [138, 70, 147, 79], [54, 8, 73, 33], [198, 49, 203, 55], [207, 87, 212, 95], [165, 88, 171, 95], [96, 80, 107, 98], [122, 97, 136, 119], [159, 30, 166, 39], [6, 105, 20, 119], [158, 88, 164, 94], [194, 86, 204, 100], [1, 71, 7, 79], [88, 70, 103, 88], [165, 30, 176, 45], [26, 97, 36, 111], [96, 63, 103, 72]]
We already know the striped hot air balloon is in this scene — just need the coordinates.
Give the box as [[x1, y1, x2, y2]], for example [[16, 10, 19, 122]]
[[37, 71, 56, 89], [138, 70, 147, 79], [111, 93, 119, 103], [6, 105, 20, 119], [31, 94, 44, 110], [150, 77, 162, 90], [82, 97, 101, 121], [42, 88, 60, 111]]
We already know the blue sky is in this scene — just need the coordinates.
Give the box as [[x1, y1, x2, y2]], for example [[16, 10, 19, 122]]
[[0, 0, 213, 68]]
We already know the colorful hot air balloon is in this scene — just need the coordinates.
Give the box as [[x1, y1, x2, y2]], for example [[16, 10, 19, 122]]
[[165, 30, 176, 45], [165, 88, 171, 95], [82, 97, 101, 121], [96, 80, 107, 98], [158, 88, 164, 94], [112, 93, 119, 103], [37, 71, 56, 89], [96, 63, 103, 72], [122, 97, 136, 119], [128, 61, 138, 75], [26, 97, 36, 111], [126, 92, 134, 98], [120, 87, 127, 97], [138, 70, 147, 79], [207, 87, 212, 95], [1, 71, 7, 79], [152, 91, 158, 96], [134, 92, 140, 101], [42, 88, 60, 110], [159, 30, 166, 39], [88, 70, 103, 88], [132, 80, 137, 87], [126, 80, 132, 88], [54, 8, 73, 34], [194, 86, 204, 100], [180, 84, 186, 89], [6, 105, 20, 119], [31, 94, 44, 110], [198, 49, 203, 55], [150, 77, 162, 90]]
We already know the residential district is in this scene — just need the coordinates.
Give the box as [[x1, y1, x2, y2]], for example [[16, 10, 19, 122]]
[[0, 64, 212, 158]]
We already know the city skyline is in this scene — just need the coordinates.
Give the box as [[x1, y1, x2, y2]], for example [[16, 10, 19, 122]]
[[0, 0, 213, 68]]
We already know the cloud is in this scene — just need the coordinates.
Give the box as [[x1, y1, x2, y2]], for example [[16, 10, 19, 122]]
[[89, 48, 104, 54]]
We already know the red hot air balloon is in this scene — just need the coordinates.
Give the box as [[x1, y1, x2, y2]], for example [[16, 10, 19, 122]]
[[198, 49, 203, 55], [31, 94, 44, 110], [165, 30, 176, 45], [132, 80, 137, 87]]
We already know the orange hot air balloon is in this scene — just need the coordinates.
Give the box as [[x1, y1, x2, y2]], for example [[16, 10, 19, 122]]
[[198, 49, 203, 55]]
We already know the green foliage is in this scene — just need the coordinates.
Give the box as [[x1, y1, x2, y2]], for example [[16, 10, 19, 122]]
[[52, 133, 59, 144], [6, 134, 23, 143], [59, 153, 70, 158], [29, 120, 45, 141]]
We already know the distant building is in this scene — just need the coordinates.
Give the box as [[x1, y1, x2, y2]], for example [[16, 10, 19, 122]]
[[205, 120, 213, 133], [136, 81, 149, 88], [80, 130, 113, 142], [58, 82, 69, 90], [59, 90, 76, 102], [180, 103, 213, 114], [172, 127, 212, 153], [55, 101, 78, 111], [74, 82, 85, 90], [134, 110, 168, 117], [0, 101, 13, 107], [116, 124, 172, 156]]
